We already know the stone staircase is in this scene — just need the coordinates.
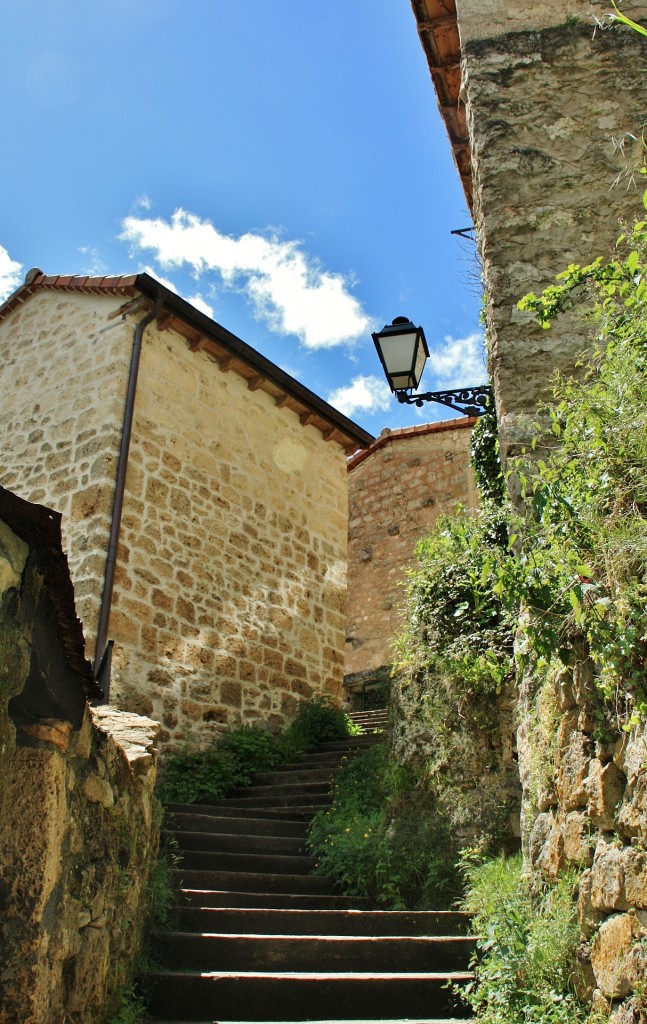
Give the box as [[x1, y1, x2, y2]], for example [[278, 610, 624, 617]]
[[145, 709, 474, 1023]]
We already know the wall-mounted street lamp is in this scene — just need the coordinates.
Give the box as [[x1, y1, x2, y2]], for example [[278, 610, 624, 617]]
[[372, 316, 492, 417]]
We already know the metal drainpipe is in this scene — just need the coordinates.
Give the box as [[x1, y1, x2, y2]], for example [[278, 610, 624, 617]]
[[93, 291, 163, 691]]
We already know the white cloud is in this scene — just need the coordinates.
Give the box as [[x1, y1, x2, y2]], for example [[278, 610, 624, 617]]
[[327, 375, 392, 418], [186, 293, 214, 318], [428, 331, 486, 388], [120, 208, 370, 350], [0, 245, 23, 303]]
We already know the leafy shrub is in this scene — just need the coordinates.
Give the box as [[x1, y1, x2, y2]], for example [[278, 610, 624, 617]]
[[459, 854, 587, 1024], [307, 745, 459, 909], [157, 697, 354, 804], [284, 694, 355, 747], [397, 500, 514, 696], [508, 213, 647, 725]]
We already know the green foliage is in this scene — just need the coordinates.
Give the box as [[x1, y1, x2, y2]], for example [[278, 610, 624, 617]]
[[397, 500, 514, 695], [307, 745, 459, 909], [518, 214, 647, 328], [459, 854, 587, 1024], [107, 986, 147, 1024], [507, 216, 647, 725], [470, 409, 506, 506], [157, 697, 354, 804], [284, 694, 356, 747]]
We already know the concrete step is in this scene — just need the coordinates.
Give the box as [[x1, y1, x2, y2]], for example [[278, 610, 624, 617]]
[[314, 736, 383, 753], [178, 888, 364, 910], [166, 830, 306, 857], [173, 868, 336, 895], [164, 811, 308, 837], [175, 849, 315, 876], [145, 970, 473, 1021], [154, 932, 477, 972], [172, 907, 473, 937]]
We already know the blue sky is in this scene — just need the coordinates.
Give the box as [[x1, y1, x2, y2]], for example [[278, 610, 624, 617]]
[[0, 1, 484, 436]]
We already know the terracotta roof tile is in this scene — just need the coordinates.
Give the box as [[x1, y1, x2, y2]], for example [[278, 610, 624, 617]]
[[347, 415, 476, 471]]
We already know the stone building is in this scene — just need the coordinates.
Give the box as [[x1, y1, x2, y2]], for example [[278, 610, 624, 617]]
[[345, 417, 477, 701], [411, 0, 647, 456], [0, 271, 372, 748]]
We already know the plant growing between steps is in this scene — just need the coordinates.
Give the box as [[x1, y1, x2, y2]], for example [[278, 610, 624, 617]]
[[156, 695, 357, 804], [308, 744, 460, 909]]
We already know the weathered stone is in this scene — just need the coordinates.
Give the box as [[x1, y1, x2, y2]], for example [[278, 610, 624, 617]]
[[591, 911, 647, 999], [586, 759, 626, 832], [562, 810, 594, 867], [19, 718, 74, 753], [578, 869, 607, 939], [591, 837, 647, 913], [556, 725, 591, 811], [83, 773, 114, 808]]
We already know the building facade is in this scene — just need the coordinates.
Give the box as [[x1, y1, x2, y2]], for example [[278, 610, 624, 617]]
[[345, 418, 477, 699], [0, 272, 372, 748]]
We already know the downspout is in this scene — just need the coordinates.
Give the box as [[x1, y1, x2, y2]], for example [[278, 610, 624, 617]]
[[94, 290, 163, 694]]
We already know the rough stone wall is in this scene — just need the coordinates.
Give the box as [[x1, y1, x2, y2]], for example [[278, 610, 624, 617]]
[[458, 1, 647, 455], [0, 516, 160, 1024], [109, 318, 348, 747], [454, 9, 647, 1018], [518, 658, 647, 1020], [346, 419, 477, 679], [0, 289, 132, 655], [0, 290, 350, 748]]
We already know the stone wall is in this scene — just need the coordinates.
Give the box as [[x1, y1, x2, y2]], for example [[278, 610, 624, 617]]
[[110, 315, 348, 746], [518, 657, 647, 1021], [457, 0, 647, 455], [0, 505, 160, 1024], [0, 288, 350, 749], [346, 419, 477, 681], [0, 289, 133, 652]]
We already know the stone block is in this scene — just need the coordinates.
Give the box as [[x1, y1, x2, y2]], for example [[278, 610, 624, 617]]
[[591, 911, 647, 999], [586, 759, 626, 831]]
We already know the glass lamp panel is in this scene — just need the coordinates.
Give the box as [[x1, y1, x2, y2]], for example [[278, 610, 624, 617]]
[[390, 372, 414, 390], [413, 338, 427, 389], [380, 332, 418, 379]]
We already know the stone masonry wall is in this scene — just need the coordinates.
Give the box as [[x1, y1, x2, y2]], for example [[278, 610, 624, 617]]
[[454, 10, 647, 1018], [0, 513, 160, 1024], [346, 419, 477, 679], [458, 0, 647, 455], [518, 658, 647, 1021], [0, 289, 132, 655], [109, 317, 348, 747], [0, 289, 350, 749]]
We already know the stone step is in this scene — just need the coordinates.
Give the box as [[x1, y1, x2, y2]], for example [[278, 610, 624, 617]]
[[250, 766, 336, 786], [314, 736, 383, 752], [154, 932, 477, 972], [175, 849, 315, 875], [178, 888, 363, 910], [164, 811, 308, 837], [167, 802, 324, 821], [172, 907, 473, 937], [151, 1019, 471, 1024], [229, 780, 332, 801], [145, 970, 472, 1021], [166, 830, 306, 857], [200, 791, 330, 809], [173, 868, 336, 895]]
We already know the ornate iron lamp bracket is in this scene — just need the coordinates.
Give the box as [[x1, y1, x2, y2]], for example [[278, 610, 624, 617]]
[[395, 384, 493, 417]]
